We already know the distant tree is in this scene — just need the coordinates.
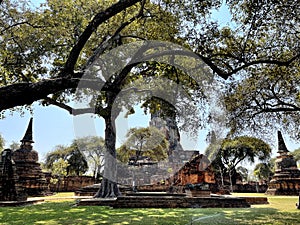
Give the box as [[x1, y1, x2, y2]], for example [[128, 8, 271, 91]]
[[117, 127, 169, 165], [45, 143, 88, 176], [9, 141, 19, 150], [52, 158, 69, 177], [0, 134, 4, 151], [253, 160, 275, 182], [50, 158, 70, 188], [72, 136, 105, 179], [236, 166, 249, 182], [66, 147, 88, 176], [217, 136, 271, 191], [44, 145, 71, 169], [291, 148, 300, 167]]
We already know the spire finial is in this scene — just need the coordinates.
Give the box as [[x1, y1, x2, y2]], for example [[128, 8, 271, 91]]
[[277, 131, 288, 153], [20, 118, 34, 143]]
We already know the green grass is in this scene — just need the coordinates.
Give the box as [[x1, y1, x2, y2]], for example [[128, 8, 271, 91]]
[[0, 193, 300, 225]]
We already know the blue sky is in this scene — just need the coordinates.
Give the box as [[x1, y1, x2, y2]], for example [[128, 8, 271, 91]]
[[0, 1, 298, 161], [0, 102, 207, 161]]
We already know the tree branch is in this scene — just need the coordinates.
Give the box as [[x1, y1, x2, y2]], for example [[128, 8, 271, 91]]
[[64, 0, 142, 73], [43, 97, 108, 117], [0, 74, 110, 111], [85, 0, 145, 69]]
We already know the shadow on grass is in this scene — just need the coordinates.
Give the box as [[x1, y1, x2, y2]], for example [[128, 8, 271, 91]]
[[0, 202, 300, 225]]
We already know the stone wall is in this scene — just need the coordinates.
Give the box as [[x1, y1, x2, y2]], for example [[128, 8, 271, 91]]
[[77, 195, 251, 208], [49, 175, 97, 192], [232, 183, 268, 193]]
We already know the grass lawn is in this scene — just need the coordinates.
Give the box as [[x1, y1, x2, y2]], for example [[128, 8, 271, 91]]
[[0, 193, 299, 225]]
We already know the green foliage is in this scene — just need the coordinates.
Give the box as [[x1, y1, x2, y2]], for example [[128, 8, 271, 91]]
[[9, 141, 19, 150], [223, 68, 300, 140], [253, 161, 274, 181], [292, 148, 300, 162], [117, 126, 169, 164], [51, 158, 69, 177], [66, 147, 88, 176], [45, 142, 88, 176], [215, 0, 300, 139], [1, 1, 300, 138], [0, 133, 4, 151], [208, 135, 271, 187], [72, 136, 105, 178], [44, 145, 71, 169], [291, 148, 300, 167], [236, 166, 249, 182], [219, 136, 272, 169]]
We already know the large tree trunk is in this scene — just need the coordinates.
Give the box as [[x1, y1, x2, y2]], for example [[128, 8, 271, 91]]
[[94, 114, 121, 198]]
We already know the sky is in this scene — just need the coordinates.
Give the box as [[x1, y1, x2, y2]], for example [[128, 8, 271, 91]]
[[0, 1, 299, 162]]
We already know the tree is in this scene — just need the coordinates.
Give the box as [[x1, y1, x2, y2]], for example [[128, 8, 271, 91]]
[[223, 68, 300, 140], [217, 136, 271, 191], [253, 161, 275, 182], [0, 134, 4, 151], [215, 0, 300, 139], [291, 149, 300, 167], [117, 126, 168, 189], [66, 148, 88, 176], [73, 136, 105, 179], [9, 141, 19, 150], [1, 0, 299, 115], [44, 144, 88, 176], [1, 0, 300, 198], [44, 145, 71, 170], [51, 158, 69, 177], [236, 166, 249, 183], [117, 126, 169, 164]]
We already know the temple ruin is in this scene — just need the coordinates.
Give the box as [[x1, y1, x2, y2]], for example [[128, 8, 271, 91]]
[[12, 118, 49, 196], [266, 131, 300, 195], [0, 149, 27, 201]]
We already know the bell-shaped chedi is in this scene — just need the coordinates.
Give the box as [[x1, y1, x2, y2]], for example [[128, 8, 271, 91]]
[[266, 131, 300, 195], [12, 118, 49, 196]]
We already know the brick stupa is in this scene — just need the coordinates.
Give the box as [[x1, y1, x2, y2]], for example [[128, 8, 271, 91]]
[[266, 131, 300, 195], [12, 118, 49, 196]]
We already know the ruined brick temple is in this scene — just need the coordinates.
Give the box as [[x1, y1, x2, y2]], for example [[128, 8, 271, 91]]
[[0, 149, 27, 201], [266, 131, 300, 195], [0, 118, 49, 201], [13, 118, 49, 196]]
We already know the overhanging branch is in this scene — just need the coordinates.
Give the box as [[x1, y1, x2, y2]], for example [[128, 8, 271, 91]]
[[44, 97, 108, 117], [64, 0, 142, 73], [0, 75, 109, 111]]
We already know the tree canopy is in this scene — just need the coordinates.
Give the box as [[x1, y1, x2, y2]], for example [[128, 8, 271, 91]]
[[206, 135, 272, 189], [1, 0, 299, 115], [220, 136, 271, 168], [253, 161, 275, 182], [291, 148, 300, 166], [44, 143, 88, 176], [117, 126, 169, 164], [72, 136, 105, 179]]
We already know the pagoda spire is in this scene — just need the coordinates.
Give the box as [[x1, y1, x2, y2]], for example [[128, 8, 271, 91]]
[[277, 131, 288, 153], [20, 118, 34, 143]]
